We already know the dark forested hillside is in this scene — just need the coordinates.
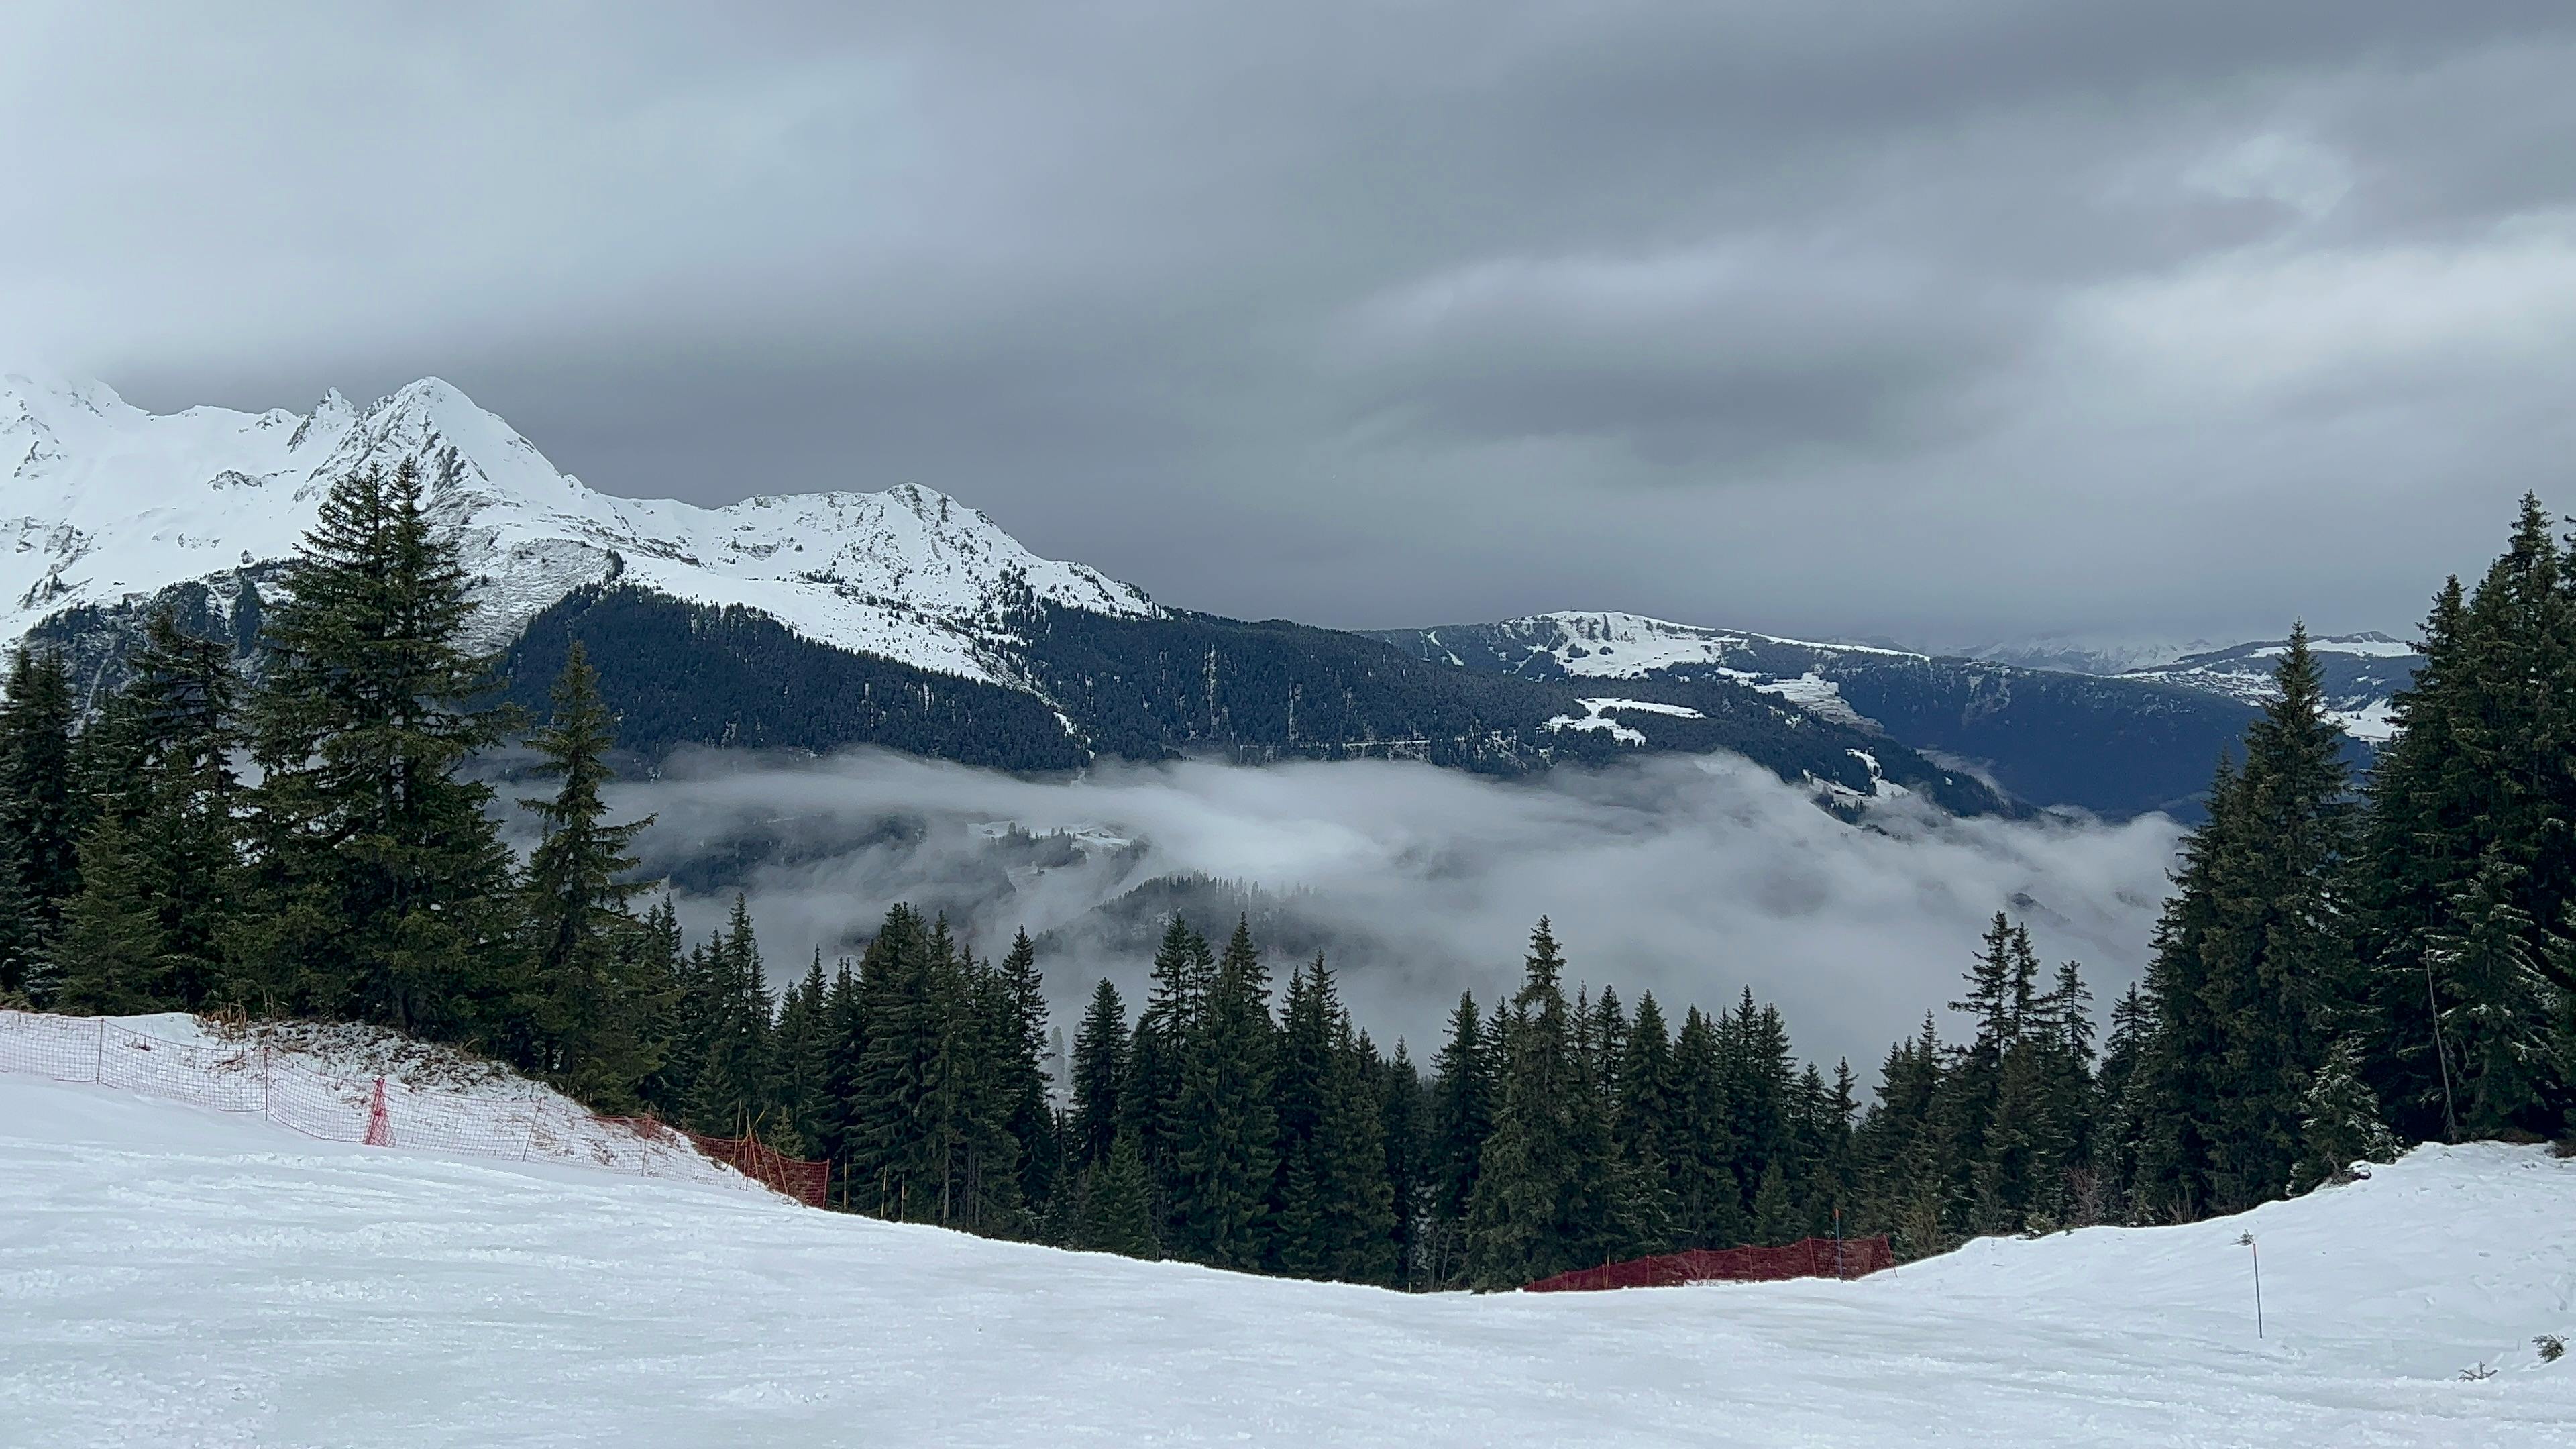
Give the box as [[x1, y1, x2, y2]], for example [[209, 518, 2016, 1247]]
[[1371, 618, 2261, 818], [503, 586, 1091, 771], [501, 586, 2010, 812]]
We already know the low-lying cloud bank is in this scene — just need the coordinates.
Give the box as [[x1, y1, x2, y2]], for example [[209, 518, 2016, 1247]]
[[612, 749, 2185, 1075]]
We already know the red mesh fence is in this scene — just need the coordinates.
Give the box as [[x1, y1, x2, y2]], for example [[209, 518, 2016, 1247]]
[[686, 1130, 833, 1208], [0, 1009, 828, 1208], [1524, 1234, 1896, 1293]]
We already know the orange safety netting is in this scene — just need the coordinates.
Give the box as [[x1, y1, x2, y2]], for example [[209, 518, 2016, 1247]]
[[1523, 1234, 1896, 1293], [0, 1009, 830, 1208]]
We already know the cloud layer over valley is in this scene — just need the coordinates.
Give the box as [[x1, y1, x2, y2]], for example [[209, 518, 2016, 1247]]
[[614, 749, 2185, 1073]]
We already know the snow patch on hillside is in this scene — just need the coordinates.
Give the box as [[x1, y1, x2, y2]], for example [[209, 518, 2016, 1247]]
[[1519, 610, 1919, 679], [1544, 697, 1707, 745], [2118, 633, 2424, 743], [0, 374, 1155, 688]]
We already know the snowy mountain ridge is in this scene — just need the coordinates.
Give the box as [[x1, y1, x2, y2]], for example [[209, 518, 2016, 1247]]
[[1, 374, 1155, 688], [2118, 632, 2424, 743]]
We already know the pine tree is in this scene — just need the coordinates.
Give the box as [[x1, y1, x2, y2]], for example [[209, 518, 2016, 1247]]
[[1422, 993, 1493, 1284], [945, 942, 1028, 1232], [994, 929, 1059, 1218], [2424, 857, 2565, 1136], [2090, 984, 2153, 1220], [771, 953, 833, 1156], [2361, 498, 2576, 1140], [1168, 918, 1277, 1269], [1670, 1004, 1745, 1249], [2200, 625, 2358, 1210], [517, 642, 661, 1104], [2132, 759, 2239, 1220], [632, 898, 692, 1118], [1379, 1038, 1428, 1287], [689, 897, 775, 1137], [2290, 1036, 2400, 1193], [812, 954, 866, 1174], [1612, 991, 1684, 1256], [0, 838, 36, 1004], [41, 816, 166, 1014], [102, 608, 245, 1008], [1749, 1160, 1798, 1246], [1069, 977, 1128, 1170], [235, 462, 515, 1035], [848, 904, 945, 1218], [1079, 1136, 1160, 1258], [1122, 916, 1213, 1221], [1309, 965, 1396, 1282], [0, 646, 83, 991], [1464, 919, 1615, 1287]]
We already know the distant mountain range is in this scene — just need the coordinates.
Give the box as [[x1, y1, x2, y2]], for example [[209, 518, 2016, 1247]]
[[2, 374, 2420, 820]]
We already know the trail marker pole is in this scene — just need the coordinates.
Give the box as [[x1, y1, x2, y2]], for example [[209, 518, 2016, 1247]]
[[1835, 1206, 1845, 1279], [364, 1076, 393, 1148], [2237, 1232, 2263, 1339]]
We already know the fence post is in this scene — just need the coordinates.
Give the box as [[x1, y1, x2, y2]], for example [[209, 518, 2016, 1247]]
[[91, 1019, 105, 1083], [364, 1077, 392, 1148]]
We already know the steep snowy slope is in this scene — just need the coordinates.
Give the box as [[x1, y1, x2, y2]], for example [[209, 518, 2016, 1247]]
[[0, 374, 1152, 685], [4, 1064, 2569, 1446]]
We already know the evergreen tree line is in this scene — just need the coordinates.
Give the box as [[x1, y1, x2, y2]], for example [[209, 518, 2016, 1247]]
[[1841, 500, 2576, 1248], [2103, 497, 2576, 1225], [0, 462, 678, 1110]]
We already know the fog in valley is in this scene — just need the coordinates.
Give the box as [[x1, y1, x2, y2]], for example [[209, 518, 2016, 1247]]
[[605, 749, 2186, 1075]]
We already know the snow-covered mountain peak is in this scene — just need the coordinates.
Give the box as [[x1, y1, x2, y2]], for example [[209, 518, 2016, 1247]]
[[1, 376, 1156, 688]]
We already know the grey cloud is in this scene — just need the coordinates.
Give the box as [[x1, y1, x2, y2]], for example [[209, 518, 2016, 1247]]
[[9, 3, 2576, 643], [610, 749, 2184, 1074]]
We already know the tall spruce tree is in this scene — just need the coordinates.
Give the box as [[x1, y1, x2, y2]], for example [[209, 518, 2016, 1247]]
[[40, 816, 165, 1013], [517, 642, 662, 1104], [688, 897, 775, 1136], [1122, 916, 1213, 1224], [1465, 919, 1615, 1287], [0, 646, 82, 992], [1665, 1005, 1742, 1249], [1069, 977, 1128, 1170], [2200, 626, 2357, 1210], [994, 928, 1060, 1218], [2361, 497, 2576, 1140], [237, 462, 515, 1035], [105, 608, 244, 1007], [1167, 918, 1277, 1269]]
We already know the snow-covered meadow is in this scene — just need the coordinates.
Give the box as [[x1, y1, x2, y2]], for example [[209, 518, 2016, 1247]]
[[3, 1032, 2569, 1447]]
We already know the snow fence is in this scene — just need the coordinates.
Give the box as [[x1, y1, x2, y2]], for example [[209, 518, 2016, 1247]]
[[0, 1009, 828, 1207], [1523, 1235, 1896, 1293]]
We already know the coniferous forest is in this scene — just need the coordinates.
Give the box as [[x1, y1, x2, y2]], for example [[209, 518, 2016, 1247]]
[[2, 466, 2573, 1289]]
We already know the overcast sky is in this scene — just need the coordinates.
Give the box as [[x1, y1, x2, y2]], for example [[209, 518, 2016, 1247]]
[[7, 3, 2573, 645]]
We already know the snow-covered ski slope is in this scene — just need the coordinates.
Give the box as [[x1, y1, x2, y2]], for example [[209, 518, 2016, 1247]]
[[0, 374, 1152, 682], [5, 1071, 2571, 1446]]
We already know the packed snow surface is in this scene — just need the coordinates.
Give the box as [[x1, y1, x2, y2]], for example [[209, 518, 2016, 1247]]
[[6, 1057, 2573, 1445], [0, 374, 1152, 686]]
